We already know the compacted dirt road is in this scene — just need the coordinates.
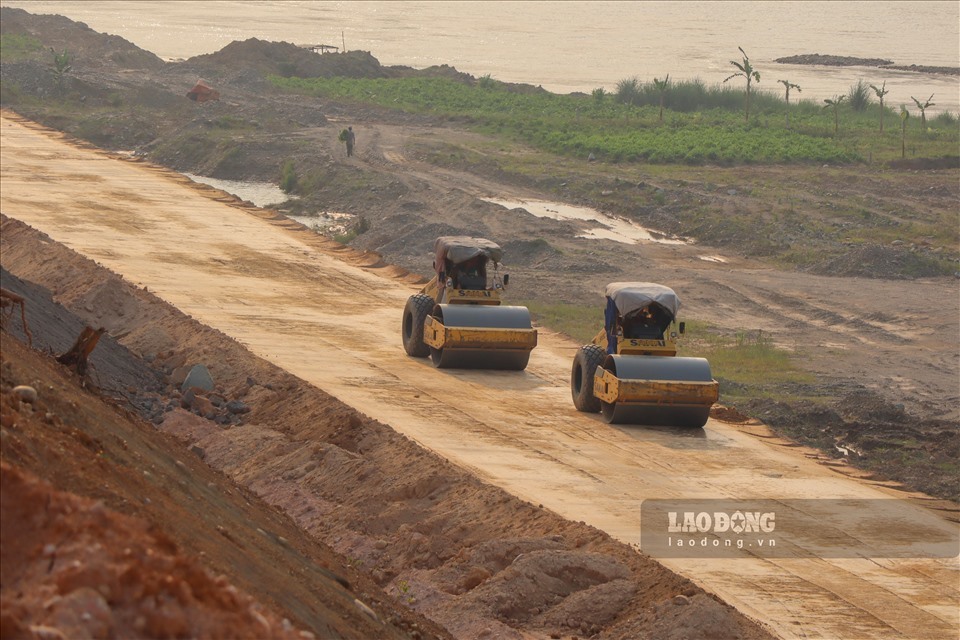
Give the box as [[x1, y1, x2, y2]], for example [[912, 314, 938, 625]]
[[2, 113, 958, 639]]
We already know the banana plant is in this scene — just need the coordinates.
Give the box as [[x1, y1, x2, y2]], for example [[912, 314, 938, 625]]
[[910, 94, 935, 130], [653, 75, 670, 123], [724, 47, 760, 123], [49, 48, 71, 95], [778, 79, 800, 127], [870, 81, 889, 132], [823, 95, 846, 134]]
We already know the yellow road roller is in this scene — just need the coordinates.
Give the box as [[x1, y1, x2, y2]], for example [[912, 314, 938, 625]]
[[571, 282, 719, 427], [401, 236, 538, 370]]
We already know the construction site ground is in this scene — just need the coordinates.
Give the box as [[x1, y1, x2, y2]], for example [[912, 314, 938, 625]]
[[1, 8, 959, 638], [2, 113, 958, 640]]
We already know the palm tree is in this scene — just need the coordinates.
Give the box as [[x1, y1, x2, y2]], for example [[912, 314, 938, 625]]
[[778, 79, 800, 127], [652, 75, 670, 122], [724, 46, 761, 122], [870, 81, 889, 132], [823, 95, 846, 134], [910, 94, 935, 130]]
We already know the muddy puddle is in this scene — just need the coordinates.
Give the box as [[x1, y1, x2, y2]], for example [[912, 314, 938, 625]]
[[183, 173, 290, 208], [183, 174, 354, 234], [484, 197, 688, 245]]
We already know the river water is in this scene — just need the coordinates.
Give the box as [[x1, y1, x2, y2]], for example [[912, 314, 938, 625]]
[[4, 0, 958, 114]]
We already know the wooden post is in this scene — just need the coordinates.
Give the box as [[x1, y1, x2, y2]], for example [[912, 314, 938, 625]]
[[57, 326, 106, 379], [0, 287, 32, 347]]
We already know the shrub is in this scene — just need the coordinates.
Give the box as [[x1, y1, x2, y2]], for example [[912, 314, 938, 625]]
[[847, 79, 872, 113], [932, 111, 958, 128], [277, 61, 298, 78], [477, 74, 499, 90], [615, 77, 642, 107], [279, 159, 298, 193]]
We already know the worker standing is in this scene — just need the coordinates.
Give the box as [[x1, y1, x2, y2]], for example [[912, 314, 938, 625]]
[[345, 126, 356, 157]]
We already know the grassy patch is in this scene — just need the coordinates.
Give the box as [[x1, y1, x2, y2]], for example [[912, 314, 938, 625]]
[[270, 75, 958, 166], [686, 326, 817, 401], [0, 33, 44, 61], [519, 304, 814, 404], [520, 300, 601, 345]]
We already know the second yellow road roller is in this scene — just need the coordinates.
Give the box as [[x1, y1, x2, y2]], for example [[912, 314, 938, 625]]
[[401, 236, 537, 370], [570, 282, 719, 427]]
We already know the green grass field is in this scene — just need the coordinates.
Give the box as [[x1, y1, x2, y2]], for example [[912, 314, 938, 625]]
[[271, 75, 958, 166]]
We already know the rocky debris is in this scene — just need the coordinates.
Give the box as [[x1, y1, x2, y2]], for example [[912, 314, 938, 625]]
[[226, 399, 251, 414], [774, 53, 959, 76], [0, 335, 443, 640], [883, 64, 960, 76], [0, 231, 252, 435], [775, 53, 894, 67], [181, 363, 214, 393], [11, 385, 37, 405]]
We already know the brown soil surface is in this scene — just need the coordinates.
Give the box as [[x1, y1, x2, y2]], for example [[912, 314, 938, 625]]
[[2, 117, 958, 640], [0, 216, 770, 639], [1, 7, 958, 639]]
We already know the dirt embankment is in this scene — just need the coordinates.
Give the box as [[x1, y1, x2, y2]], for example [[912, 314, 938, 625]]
[[1, 216, 772, 639]]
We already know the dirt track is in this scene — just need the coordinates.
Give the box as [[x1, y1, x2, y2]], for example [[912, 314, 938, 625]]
[[2, 112, 958, 638]]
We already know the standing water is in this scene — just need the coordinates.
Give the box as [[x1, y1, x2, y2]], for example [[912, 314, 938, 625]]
[[483, 197, 687, 245], [182, 173, 289, 209], [183, 173, 354, 235]]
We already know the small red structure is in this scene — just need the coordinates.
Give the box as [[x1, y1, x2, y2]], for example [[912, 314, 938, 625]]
[[186, 80, 220, 103]]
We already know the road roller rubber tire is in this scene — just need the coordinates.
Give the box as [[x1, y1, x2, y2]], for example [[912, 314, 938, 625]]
[[571, 344, 606, 413], [402, 293, 433, 357]]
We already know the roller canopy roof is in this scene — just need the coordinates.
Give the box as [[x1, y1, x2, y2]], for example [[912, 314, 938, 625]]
[[605, 282, 680, 318], [434, 236, 504, 266]]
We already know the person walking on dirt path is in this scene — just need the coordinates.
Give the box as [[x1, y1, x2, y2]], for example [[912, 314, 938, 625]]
[[339, 126, 356, 157]]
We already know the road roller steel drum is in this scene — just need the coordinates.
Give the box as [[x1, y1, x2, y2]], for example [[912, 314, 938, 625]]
[[423, 303, 537, 369], [593, 354, 719, 426]]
